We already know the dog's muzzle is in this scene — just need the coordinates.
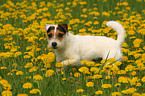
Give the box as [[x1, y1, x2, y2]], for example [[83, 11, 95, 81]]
[[52, 42, 57, 49]]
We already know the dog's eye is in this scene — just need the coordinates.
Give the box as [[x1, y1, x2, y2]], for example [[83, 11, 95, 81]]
[[48, 33, 52, 38], [58, 33, 64, 37]]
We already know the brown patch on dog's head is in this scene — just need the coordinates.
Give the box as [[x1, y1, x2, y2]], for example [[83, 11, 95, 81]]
[[55, 30, 66, 41], [55, 24, 68, 41], [45, 24, 68, 41], [58, 24, 68, 33]]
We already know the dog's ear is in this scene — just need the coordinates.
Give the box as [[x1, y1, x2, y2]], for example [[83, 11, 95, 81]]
[[58, 24, 68, 33], [45, 24, 53, 32]]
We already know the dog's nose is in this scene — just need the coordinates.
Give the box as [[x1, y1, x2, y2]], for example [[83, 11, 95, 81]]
[[52, 42, 57, 47]]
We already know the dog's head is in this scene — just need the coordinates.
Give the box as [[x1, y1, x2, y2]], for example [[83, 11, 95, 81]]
[[45, 24, 68, 49]]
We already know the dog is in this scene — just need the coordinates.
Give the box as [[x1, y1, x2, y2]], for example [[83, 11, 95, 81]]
[[45, 21, 125, 66]]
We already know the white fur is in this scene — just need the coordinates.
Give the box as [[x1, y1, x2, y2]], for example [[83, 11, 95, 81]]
[[46, 21, 125, 66]]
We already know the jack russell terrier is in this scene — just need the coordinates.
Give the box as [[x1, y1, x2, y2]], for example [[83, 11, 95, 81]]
[[45, 21, 125, 66]]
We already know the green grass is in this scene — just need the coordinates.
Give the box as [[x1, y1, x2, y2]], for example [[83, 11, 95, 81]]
[[0, 0, 145, 96]]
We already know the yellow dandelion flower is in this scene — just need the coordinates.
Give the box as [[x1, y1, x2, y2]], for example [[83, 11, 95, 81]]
[[90, 67, 99, 73], [137, 63, 144, 69], [86, 82, 94, 87], [0, 76, 2, 80], [7, 72, 13, 76], [17, 94, 28, 96], [143, 46, 145, 50], [121, 88, 137, 95], [111, 65, 119, 72], [86, 61, 95, 66], [24, 55, 31, 59], [118, 76, 128, 83], [103, 65, 112, 70], [47, 52, 55, 62], [107, 58, 116, 63], [44, 63, 51, 68], [74, 72, 81, 77], [2, 90, 12, 96], [23, 82, 32, 89], [1, 66, 7, 69], [72, 68, 77, 72], [61, 71, 64, 75], [82, 8, 87, 13], [131, 71, 136, 76], [62, 78, 66, 81], [29, 66, 38, 72], [122, 42, 129, 47], [136, 82, 141, 87], [122, 48, 129, 54], [111, 92, 122, 96], [45, 69, 54, 77], [94, 21, 99, 25], [95, 63, 102, 66], [102, 12, 110, 17], [12, 63, 17, 68], [115, 7, 120, 10], [87, 76, 93, 79], [114, 62, 122, 66], [30, 89, 40, 94], [105, 76, 111, 80], [122, 56, 128, 61], [114, 83, 121, 87], [122, 2, 129, 6], [55, 62, 63, 68], [24, 63, 33, 68], [14, 51, 22, 57], [12, 69, 17, 72], [78, 66, 90, 74], [76, 89, 84, 93], [16, 71, 24, 75], [141, 76, 145, 82], [84, 21, 92, 26], [101, 59, 106, 64], [133, 39, 143, 47], [81, 14, 87, 18], [95, 90, 103, 95], [142, 53, 145, 60], [81, 60, 88, 65], [41, 68, 45, 71], [79, 28, 86, 33], [0, 79, 8, 85], [0, 79, 12, 90], [142, 93, 145, 96], [33, 75, 43, 80], [125, 65, 135, 72], [128, 30, 135, 35], [132, 93, 141, 96], [134, 53, 142, 59], [26, 76, 31, 80], [129, 77, 140, 86], [101, 84, 112, 88], [93, 75, 102, 79]]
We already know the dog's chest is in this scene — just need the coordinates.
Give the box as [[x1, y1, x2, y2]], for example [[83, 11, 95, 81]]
[[54, 49, 72, 62]]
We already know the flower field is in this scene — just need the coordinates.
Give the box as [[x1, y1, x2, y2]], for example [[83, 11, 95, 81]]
[[0, 0, 145, 96]]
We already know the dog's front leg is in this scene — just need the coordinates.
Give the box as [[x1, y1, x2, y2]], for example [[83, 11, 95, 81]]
[[61, 58, 80, 66]]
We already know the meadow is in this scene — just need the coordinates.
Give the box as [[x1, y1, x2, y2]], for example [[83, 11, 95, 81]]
[[0, 0, 145, 96]]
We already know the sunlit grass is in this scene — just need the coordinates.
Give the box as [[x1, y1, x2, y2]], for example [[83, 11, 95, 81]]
[[0, 0, 145, 96]]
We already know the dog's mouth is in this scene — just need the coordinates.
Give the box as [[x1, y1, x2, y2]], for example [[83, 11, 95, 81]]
[[52, 46, 58, 49]]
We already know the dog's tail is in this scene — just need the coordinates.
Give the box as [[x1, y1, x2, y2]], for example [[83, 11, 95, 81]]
[[106, 21, 125, 46]]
